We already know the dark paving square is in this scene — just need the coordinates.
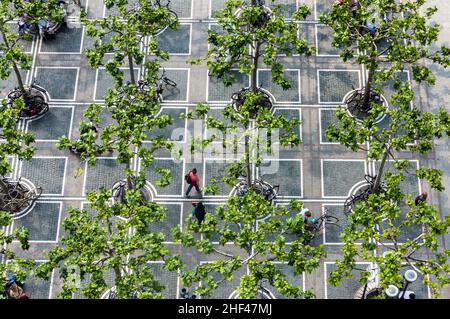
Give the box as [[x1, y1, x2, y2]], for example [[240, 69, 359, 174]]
[[13, 202, 61, 242], [21, 157, 66, 195], [274, 109, 301, 145], [23, 262, 52, 299], [94, 68, 140, 100], [318, 70, 360, 103], [39, 24, 84, 53], [157, 24, 191, 55], [320, 108, 339, 143], [148, 108, 187, 141], [73, 269, 116, 299], [35, 68, 78, 100], [210, 0, 299, 19], [26, 107, 73, 141], [146, 262, 178, 298], [323, 204, 349, 244], [84, 158, 127, 193], [316, 25, 340, 56], [165, 0, 192, 18], [144, 158, 184, 196], [374, 160, 420, 196], [315, 0, 334, 20], [200, 263, 247, 299], [325, 262, 370, 299], [103, 0, 140, 16], [159, 69, 189, 101], [147, 203, 182, 242], [204, 159, 236, 196], [322, 160, 366, 197], [262, 263, 304, 299], [208, 70, 249, 102], [259, 160, 302, 197], [202, 203, 239, 243], [258, 70, 300, 102]]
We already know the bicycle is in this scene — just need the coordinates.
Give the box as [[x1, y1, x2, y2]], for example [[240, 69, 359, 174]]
[[154, 68, 177, 102], [7, 80, 49, 120], [235, 179, 279, 204], [231, 87, 273, 113], [148, 0, 178, 19], [0, 177, 42, 214], [344, 174, 386, 214], [112, 180, 128, 204], [309, 207, 340, 236]]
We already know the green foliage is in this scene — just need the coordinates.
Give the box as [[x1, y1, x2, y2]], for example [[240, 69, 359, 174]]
[[173, 190, 325, 298], [35, 188, 181, 299], [330, 175, 450, 298], [82, 0, 178, 86]]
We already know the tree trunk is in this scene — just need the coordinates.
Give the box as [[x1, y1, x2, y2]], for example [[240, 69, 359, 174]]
[[245, 134, 252, 186], [0, 26, 27, 95], [251, 42, 260, 92], [126, 161, 134, 191], [127, 53, 136, 85], [372, 145, 390, 194], [361, 67, 374, 111]]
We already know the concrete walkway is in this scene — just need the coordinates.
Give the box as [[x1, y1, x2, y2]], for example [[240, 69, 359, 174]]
[[425, 0, 450, 298]]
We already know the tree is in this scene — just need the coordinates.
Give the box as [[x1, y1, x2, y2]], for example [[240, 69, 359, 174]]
[[0, 97, 40, 214], [59, 0, 180, 196], [191, 0, 313, 187], [173, 189, 325, 298], [320, 0, 450, 119], [35, 188, 181, 299], [0, 0, 63, 117], [329, 173, 450, 298], [82, 0, 178, 86], [322, 0, 450, 298]]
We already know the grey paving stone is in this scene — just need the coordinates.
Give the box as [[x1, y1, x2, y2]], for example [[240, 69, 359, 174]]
[[315, 0, 334, 19], [23, 262, 52, 299], [40, 24, 84, 53], [2, 22, 33, 53], [147, 203, 182, 241], [159, 69, 188, 101], [325, 262, 370, 299], [157, 24, 191, 54], [274, 108, 301, 145], [258, 70, 300, 102], [148, 107, 187, 141], [210, 0, 299, 19], [318, 70, 360, 103], [35, 68, 78, 100], [202, 203, 239, 242], [21, 157, 66, 195], [164, 0, 192, 18], [323, 204, 347, 243], [73, 269, 116, 299], [94, 68, 140, 100], [146, 262, 178, 298], [208, 70, 249, 101], [0, 70, 28, 99], [322, 160, 366, 197], [320, 108, 339, 143], [316, 24, 340, 56], [144, 158, 184, 196], [27, 107, 72, 141], [204, 159, 235, 196], [259, 160, 302, 197], [13, 202, 61, 242], [85, 158, 127, 193], [200, 264, 247, 299], [262, 263, 304, 299]]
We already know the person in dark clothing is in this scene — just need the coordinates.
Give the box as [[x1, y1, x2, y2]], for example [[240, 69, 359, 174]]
[[415, 192, 428, 206], [192, 202, 206, 225]]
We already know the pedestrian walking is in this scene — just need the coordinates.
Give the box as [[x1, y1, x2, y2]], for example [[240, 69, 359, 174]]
[[192, 202, 206, 225], [414, 192, 428, 206], [185, 168, 201, 197]]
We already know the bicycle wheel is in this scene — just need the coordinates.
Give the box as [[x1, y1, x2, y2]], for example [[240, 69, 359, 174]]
[[163, 77, 177, 88], [324, 215, 339, 224], [8, 89, 22, 100]]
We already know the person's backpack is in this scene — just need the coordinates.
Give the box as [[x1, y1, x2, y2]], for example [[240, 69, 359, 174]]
[[184, 172, 192, 184]]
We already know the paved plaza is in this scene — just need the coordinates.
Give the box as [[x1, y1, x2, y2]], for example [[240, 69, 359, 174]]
[[1, 0, 449, 299]]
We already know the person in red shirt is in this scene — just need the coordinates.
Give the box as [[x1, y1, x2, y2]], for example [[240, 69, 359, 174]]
[[185, 168, 201, 197]]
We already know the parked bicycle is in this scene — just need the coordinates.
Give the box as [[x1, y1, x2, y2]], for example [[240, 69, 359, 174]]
[[231, 87, 273, 113], [7, 79, 49, 120], [235, 179, 279, 203], [344, 174, 386, 214]]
